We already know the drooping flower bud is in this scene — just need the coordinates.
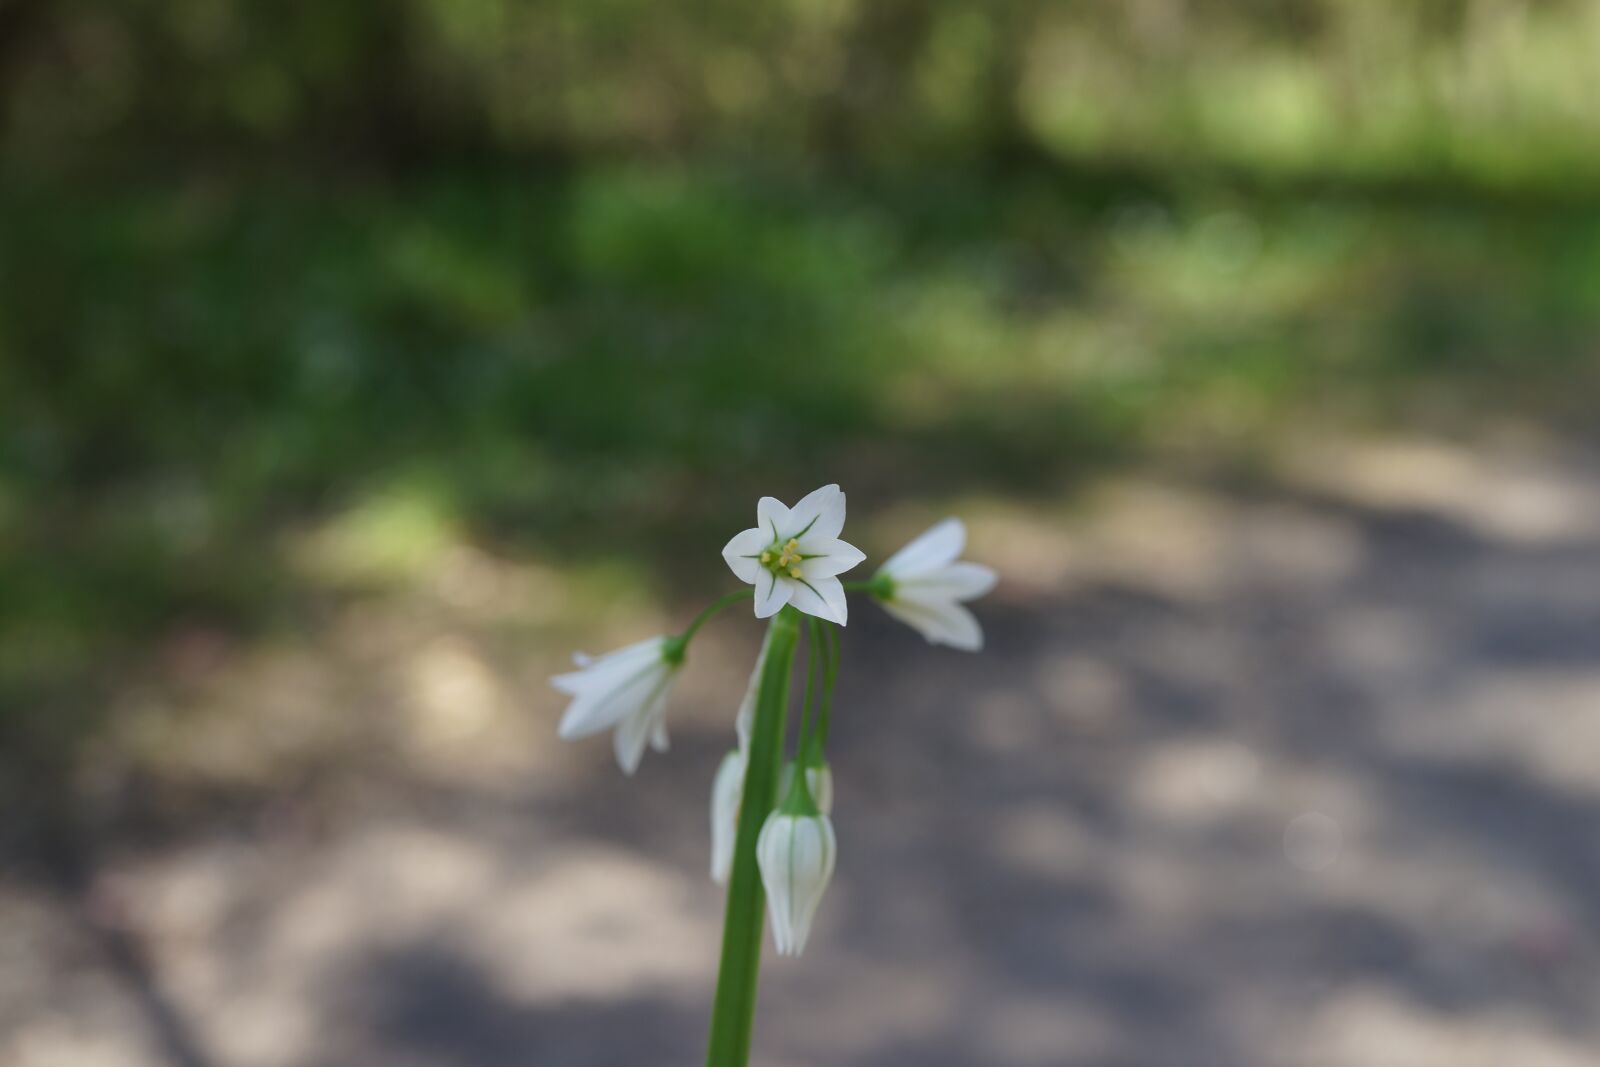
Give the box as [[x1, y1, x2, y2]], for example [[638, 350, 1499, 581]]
[[709, 750, 745, 884], [872, 518, 997, 651], [551, 636, 682, 775], [756, 812, 837, 957]]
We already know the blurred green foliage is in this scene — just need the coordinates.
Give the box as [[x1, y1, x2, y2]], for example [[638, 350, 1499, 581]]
[[10, 0, 1600, 186], [4, 0, 1600, 822]]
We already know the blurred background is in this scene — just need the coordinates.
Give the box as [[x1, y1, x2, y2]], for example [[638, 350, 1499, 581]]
[[5, 1, 1600, 1064]]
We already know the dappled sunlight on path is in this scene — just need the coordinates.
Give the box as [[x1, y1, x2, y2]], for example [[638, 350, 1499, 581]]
[[6, 433, 1600, 1066]]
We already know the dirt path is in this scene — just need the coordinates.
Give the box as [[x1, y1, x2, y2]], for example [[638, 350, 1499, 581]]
[[6, 435, 1600, 1067]]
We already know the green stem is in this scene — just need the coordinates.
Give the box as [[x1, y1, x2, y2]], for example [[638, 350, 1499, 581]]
[[817, 621, 840, 751], [844, 575, 894, 597], [796, 617, 821, 759], [780, 619, 823, 815], [798, 620, 830, 763], [705, 605, 799, 1067], [674, 589, 755, 653]]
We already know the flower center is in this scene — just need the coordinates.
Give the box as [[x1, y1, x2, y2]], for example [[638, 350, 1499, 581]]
[[759, 537, 805, 579]]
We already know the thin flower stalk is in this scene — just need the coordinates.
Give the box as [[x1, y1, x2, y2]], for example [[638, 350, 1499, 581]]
[[705, 606, 800, 1067]]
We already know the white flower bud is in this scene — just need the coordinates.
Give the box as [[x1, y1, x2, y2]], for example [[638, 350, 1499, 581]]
[[756, 812, 837, 957], [710, 750, 745, 884]]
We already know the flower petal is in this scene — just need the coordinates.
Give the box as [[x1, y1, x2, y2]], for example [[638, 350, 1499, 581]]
[[722, 526, 769, 583], [557, 659, 668, 738], [809, 765, 834, 815], [753, 567, 793, 618], [789, 817, 836, 955], [786, 484, 845, 542], [735, 627, 773, 752], [612, 672, 673, 774], [899, 561, 997, 601], [795, 537, 866, 580], [613, 706, 654, 775], [757, 820, 793, 953], [757, 496, 791, 541], [556, 689, 616, 738], [550, 636, 662, 696], [880, 518, 965, 579], [710, 751, 745, 884], [881, 596, 984, 651], [786, 574, 848, 625]]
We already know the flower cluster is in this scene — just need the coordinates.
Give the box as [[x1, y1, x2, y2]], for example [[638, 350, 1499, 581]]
[[551, 485, 995, 959]]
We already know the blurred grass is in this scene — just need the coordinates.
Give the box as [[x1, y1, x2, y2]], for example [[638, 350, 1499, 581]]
[[4, 162, 1600, 825]]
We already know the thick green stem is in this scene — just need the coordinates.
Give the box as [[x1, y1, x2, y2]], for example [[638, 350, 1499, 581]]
[[705, 606, 799, 1067]]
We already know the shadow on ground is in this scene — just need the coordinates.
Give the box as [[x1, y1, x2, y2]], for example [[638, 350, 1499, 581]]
[[3, 435, 1599, 1066]]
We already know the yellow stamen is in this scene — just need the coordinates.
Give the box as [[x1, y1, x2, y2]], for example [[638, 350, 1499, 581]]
[[776, 541, 802, 567], [765, 537, 808, 576]]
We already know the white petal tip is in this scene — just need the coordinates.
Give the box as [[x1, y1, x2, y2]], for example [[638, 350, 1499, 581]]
[[935, 633, 984, 653], [556, 708, 596, 740]]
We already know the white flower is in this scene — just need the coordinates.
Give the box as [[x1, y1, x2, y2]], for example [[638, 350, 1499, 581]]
[[874, 518, 997, 651], [779, 761, 834, 815], [710, 750, 745, 884], [756, 812, 837, 957], [551, 636, 681, 775], [721, 484, 866, 624]]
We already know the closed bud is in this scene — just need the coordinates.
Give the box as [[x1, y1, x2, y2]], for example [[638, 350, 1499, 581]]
[[756, 812, 837, 957], [710, 750, 745, 884]]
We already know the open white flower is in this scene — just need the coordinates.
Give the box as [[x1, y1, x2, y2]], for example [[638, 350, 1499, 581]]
[[552, 636, 681, 775], [722, 484, 865, 624], [756, 812, 837, 957], [874, 518, 997, 651]]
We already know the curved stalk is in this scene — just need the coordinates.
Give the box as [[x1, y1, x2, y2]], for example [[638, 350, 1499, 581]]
[[705, 605, 799, 1066], [676, 588, 756, 651]]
